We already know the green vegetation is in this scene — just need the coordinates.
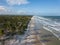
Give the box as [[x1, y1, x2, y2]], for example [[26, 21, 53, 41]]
[[0, 15, 32, 36]]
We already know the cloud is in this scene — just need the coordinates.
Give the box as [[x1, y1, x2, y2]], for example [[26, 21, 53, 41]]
[[17, 10, 33, 15], [0, 6, 16, 14], [0, 6, 6, 11], [0, 6, 7, 14], [17, 10, 27, 14], [6, 0, 29, 5]]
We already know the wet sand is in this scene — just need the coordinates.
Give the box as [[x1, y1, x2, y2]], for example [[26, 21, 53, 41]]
[[39, 28, 60, 45], [0, 16, 60, 45], [20, 16, 60, 45]]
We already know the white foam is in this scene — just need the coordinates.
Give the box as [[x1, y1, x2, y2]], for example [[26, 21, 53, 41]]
[[34, 16, 60, 32]]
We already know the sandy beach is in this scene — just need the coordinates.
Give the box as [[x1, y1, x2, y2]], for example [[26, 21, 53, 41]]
[[0, 16, 60, 45]]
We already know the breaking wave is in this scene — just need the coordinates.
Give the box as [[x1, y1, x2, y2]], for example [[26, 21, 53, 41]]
[[34, 16, 60, 39]]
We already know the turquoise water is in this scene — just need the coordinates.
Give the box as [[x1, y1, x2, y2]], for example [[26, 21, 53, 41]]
[[43, 16, 60, 19], [42, 16, 60, 22]]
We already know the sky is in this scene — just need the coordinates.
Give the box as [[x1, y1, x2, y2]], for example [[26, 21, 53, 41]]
[[0, 0, 60, 16]]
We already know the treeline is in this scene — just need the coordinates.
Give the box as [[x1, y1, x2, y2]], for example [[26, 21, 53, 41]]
[[0, 15, 32, 36]]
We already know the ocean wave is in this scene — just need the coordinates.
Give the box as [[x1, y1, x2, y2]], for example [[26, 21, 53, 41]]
[[35, 16, 60, 32]]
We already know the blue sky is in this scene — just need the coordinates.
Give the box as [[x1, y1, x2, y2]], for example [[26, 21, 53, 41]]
[[0, 0, 60, 15]]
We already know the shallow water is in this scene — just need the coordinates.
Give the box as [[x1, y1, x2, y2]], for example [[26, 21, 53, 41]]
[[0, 16, 60, 45]]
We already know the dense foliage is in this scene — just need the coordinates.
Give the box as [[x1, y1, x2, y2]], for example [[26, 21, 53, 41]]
[[0, 15, 32, 36]]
